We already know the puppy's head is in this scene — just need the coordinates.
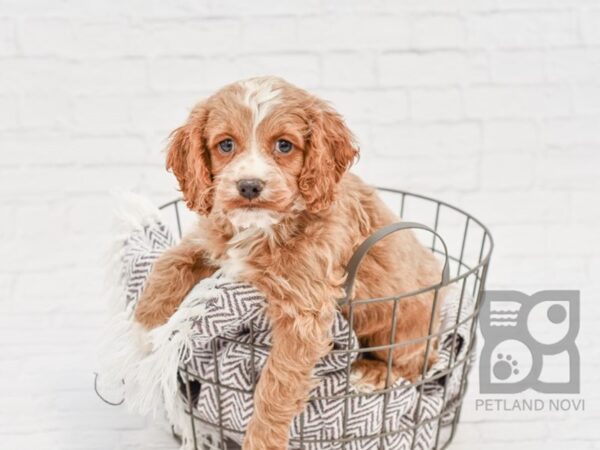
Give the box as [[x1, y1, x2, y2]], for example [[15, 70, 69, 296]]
[[167, 76, 358, 230]]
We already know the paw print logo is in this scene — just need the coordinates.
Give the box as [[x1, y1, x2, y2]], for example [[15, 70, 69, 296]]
[[493, 354, 519, 380], [479, 290, 579, 394]]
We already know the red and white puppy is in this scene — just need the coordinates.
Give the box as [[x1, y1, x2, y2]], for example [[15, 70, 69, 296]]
[[135, 76, 442, 450]]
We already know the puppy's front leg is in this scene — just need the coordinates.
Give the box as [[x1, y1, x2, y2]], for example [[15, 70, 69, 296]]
[[134, 238, 216, 329], [243, 300, 335, 450]]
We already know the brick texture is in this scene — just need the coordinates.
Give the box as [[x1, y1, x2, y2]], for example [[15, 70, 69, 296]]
[[0, 1, 598, 449]]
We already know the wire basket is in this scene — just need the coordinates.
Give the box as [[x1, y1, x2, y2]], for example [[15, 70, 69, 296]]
[[159, 187, 493, 450]]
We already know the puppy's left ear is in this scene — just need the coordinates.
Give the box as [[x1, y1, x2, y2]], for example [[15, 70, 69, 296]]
[[299, 105, 358, 212]]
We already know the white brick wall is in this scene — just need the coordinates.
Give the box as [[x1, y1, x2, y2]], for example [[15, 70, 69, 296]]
[[1, 1, 599, 449]]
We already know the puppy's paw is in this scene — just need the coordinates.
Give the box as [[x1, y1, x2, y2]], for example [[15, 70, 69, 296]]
[[350, 367, 377, 393], [349, 360, 389, 393], [243, 420, 288, 450]]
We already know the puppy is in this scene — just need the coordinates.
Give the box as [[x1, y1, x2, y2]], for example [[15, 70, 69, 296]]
[[134, 76, 443, 450]]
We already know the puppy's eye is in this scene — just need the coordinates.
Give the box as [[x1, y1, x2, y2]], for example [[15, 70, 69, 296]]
[[218, 139, 235, 153], [275, 139, 293, 154]]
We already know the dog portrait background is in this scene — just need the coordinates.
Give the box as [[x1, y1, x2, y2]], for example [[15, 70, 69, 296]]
[[0, 1, 598, 449]]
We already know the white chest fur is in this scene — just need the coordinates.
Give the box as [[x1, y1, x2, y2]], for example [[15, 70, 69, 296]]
[[219, 226, 267, 279]]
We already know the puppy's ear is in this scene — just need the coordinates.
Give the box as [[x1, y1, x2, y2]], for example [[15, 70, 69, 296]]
[[166, 105, 213, 215], [299, 104, 358, 213]]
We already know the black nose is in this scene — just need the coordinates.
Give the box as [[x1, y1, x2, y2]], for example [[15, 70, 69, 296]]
[[237, 179, 264, 200]]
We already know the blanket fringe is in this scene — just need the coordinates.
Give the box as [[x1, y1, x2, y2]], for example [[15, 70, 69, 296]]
[[97, 191, 219, 448]]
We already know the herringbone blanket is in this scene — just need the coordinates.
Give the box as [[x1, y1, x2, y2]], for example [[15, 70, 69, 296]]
[[100, 195, 475, 450]]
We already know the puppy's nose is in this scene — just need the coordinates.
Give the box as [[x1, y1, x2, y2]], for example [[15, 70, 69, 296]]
[[237, 179, 264, 200]]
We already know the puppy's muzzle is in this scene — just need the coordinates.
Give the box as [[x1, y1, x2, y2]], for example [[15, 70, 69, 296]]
[[237, 179, 265, 200]]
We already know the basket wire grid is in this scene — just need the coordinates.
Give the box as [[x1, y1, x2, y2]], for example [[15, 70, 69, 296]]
[[159, 187, 493, 450]]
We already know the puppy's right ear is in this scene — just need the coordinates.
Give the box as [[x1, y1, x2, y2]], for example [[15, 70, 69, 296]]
[[166, 105, 213, 215]]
